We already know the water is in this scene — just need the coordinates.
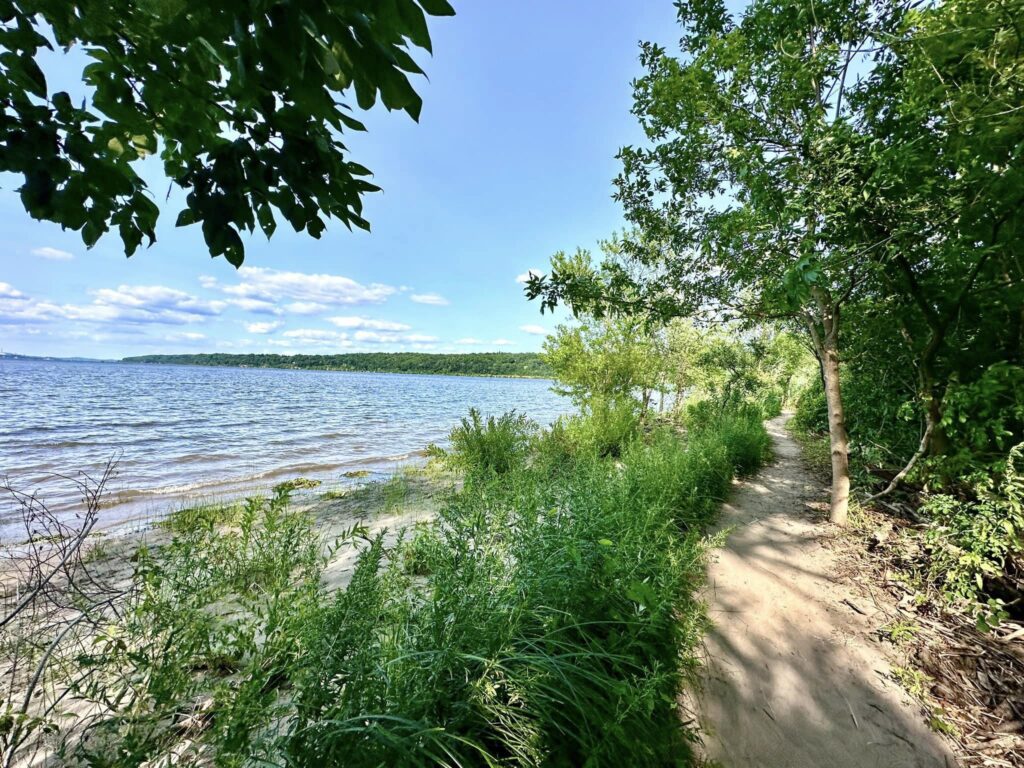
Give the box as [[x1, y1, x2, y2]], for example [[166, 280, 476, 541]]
[[0, 359, 568, 538]]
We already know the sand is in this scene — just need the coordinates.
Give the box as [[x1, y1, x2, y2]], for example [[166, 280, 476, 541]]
[[692, 414, 958, 768]]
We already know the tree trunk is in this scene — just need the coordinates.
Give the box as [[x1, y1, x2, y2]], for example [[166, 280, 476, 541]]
[[807, 290, 851, 526], [821, 344, 851, 525]]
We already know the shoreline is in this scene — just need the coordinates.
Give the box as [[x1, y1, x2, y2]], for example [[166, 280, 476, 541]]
[[119, 359, 553, 380], [0, 455, 432, 547]]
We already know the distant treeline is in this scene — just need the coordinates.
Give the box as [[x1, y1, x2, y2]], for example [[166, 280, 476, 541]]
[[122, 352, 552, 378]]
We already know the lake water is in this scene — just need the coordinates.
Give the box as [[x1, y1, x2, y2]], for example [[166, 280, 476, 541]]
[[0, 359, 568, 538]]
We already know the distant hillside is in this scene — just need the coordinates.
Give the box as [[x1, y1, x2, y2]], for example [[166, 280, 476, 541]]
[[1, 352, 111, 363], [121, 352, 552, 378]]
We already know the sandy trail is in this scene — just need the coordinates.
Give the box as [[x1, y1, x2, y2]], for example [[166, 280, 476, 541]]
[[693, 414, 957, 768]]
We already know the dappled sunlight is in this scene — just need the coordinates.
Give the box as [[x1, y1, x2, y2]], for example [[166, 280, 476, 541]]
[[694, 415, 955, 767]]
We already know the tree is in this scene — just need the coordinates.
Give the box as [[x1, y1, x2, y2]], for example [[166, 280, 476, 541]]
[[530, 0, 892, 524], [542, 315, 667, 417], [849, 0, 1024, 494], [664, 320, 813, 414], [0, 0, 453, 265]]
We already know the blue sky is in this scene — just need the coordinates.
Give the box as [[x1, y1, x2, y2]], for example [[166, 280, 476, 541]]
[[0, 1, 681, 359]]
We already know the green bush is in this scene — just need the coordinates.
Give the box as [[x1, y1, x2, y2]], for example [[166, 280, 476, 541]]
[[686, 402, 770, 476], [791, 381, 827, 436], [433, 407, 538, 476], [562, 397, 641, 458], [72, 488, 338, 766], [399, 520, 444, 576], [621, 429, 732, 528], [922, 443, 1024, 608], [753, 390, 783, 420], [931, 363, 1024, 486]]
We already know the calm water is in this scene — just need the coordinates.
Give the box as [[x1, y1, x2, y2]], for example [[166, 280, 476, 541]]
[[0, 359, 568, 538]]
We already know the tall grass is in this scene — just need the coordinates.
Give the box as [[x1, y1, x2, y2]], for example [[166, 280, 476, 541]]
[[36, 406, 769, 767], [430, 407, 537, 476], [283, 406, 768, 766]]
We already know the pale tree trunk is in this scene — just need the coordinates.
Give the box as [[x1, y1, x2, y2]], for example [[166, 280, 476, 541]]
[[820, 342, 851, 525], [807, 290, 851, 526]]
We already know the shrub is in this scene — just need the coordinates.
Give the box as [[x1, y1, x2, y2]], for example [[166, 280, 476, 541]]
[[562, 397, 641, 458], [435, 407, 537, 476], [922, 442, 1024, 609], [931, 362, 1024, 485], [621, 428, 732, 529], [791, 381, 827, 436], [72, 488, 338, 766], [399, 520, 444, 576], [753, 390, 783, 420], [686, 402, 770, 476]]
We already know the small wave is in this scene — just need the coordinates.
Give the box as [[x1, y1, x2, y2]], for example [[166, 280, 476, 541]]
[[166, 453, 233, 465]]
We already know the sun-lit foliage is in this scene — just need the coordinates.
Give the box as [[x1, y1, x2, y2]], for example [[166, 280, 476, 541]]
[[0, 0, 454, 264]]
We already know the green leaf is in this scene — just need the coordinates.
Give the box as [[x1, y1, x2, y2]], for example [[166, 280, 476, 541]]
[[21, 54, 46, 97], [418, 0, 456, 16]]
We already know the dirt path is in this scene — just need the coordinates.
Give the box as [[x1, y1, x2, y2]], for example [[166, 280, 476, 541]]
[[693, 414, 957, 768]]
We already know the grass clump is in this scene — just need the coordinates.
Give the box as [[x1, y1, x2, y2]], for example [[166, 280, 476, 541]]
[[880, 620, 920, 645], [71, 487, 347, 766], [685, 401, 772, 476], [429, 407, 537, 476], [160, 500, 244, 534]]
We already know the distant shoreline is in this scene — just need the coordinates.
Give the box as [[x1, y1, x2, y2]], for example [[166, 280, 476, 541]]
[[119, 352, 552, 380]]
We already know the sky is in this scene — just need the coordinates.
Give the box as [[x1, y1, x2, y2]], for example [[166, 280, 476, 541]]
[[0, 1, 682, 359]]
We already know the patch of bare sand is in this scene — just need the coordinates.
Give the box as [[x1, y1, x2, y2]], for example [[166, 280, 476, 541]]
[[692, 414, 957, 768], [313, 474, 443, 591]]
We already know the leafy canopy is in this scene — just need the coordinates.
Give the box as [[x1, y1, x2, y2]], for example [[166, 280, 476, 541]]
[[528, 0, 891, 328], [0, 0, 453, 265]]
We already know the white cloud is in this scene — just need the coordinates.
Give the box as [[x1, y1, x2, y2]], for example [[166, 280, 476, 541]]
[[410, 292, 450, 306], [164, 331, 206, 342], [328, 316, 411, 331], [519, 324, 548, 335], [353, 330, 397, 343], [456, 337, 483, 345], [492, 338, 515, 346], [0, 297, 57, 324], [282, 329, 347, 342], [515, 269, 542, 284], [226, 298, 283, 316], [353, 330, 439, 344], [0, 284, 223, 326], [284, 301, 330, 315], [91, 285, 224, 318], [206, 267, 395, 308], [0, 282, 27, 300], [278, 328, 354, 348], [32, 246, 74, 261], [246, 321, 282, 334]]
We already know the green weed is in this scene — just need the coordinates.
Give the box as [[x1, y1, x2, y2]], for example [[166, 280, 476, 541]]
[[47, 405, 769, 766], [880, 620, 920, 645]]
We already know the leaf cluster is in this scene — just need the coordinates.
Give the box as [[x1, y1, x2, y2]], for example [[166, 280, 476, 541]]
[[0, 0, 453, 264]]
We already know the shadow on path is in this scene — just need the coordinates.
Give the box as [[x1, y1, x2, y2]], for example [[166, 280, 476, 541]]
[[692, 414, 957, 768]]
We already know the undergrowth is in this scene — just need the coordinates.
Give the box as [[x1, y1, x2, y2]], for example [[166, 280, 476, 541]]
[[26, 405, 770, 767]]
